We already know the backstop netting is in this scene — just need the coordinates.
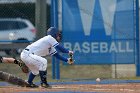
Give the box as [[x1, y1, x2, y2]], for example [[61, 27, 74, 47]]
[[0, 0, 139, 81]]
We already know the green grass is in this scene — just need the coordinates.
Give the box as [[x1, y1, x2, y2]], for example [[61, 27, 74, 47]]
[[1, 58, 140, 83], [0, 55, 113, 82], [59, 63, 112, 79], [0, 62, 112, 82]]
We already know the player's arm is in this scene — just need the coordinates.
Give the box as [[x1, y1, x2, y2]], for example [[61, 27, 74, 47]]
[[1, 57, 18, 64], [2, 57, 16, 63], [55, 44, 73, 55], [53, 52, 68, 62], [0, 56, 21, 65], [0, 56, 15, 63], [53, 53, 74, 65], [55, 44, 69, 53], [48, 35, 73, 54]]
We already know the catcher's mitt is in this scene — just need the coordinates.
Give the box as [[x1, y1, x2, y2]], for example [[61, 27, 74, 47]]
[[17, 59, 29, 73]]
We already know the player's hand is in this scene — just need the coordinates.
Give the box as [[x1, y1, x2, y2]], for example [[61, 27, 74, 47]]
[[68, 51, 74, 65], [67, 58, 74, 65], [69, 51, 73, 55]]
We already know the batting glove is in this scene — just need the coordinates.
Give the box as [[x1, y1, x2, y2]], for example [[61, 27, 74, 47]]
[[69, 51, 74, 55], [67, 58, 74, 65]]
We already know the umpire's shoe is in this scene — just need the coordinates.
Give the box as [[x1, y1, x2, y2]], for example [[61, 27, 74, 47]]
[[41, 83, 52, 88], [25, 81, 39, 88]]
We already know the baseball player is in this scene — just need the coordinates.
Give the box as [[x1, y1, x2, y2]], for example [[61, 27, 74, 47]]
[[20, 27, 74, 88]]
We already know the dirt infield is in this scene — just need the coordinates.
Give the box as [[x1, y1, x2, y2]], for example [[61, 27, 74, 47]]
[[0, 83, 140, 93]]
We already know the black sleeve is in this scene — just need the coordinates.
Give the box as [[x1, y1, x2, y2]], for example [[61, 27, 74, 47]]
[[0, 56, 3, 63]]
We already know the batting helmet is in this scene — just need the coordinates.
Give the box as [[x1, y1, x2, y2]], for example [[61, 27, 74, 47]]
[[47, 27, 61, 39]]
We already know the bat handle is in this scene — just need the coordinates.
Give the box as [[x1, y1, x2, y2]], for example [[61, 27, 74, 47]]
[[69, 53, 73, 61], [69, 52, 73, 56]]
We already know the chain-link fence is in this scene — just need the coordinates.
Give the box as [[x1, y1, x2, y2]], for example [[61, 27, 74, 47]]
[[56, 0, 139, 80], [0, 0, 50, 56], [0, 0, 139, 81]]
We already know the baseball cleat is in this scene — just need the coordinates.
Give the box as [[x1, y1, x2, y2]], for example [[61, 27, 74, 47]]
[[25, 81, 39, 88], [41, 83, 52, 88]]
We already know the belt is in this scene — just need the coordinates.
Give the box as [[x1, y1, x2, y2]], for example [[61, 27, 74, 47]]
[[24, 49, 34, 54], [25, 49, 29, 51]]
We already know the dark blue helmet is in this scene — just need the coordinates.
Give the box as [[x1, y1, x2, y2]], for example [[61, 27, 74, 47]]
[[47, 27, 58, 38]]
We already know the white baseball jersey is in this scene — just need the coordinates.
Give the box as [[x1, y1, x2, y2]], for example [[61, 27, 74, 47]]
[[20, 35, 59, 75], [26, 35, 59, 56]]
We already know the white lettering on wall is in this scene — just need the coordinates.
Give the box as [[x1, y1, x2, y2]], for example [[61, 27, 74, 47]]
[[64, 41, 134, 53]]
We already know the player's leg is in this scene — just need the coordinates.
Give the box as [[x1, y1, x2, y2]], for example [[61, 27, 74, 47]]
[[27, 54, 51, 88], [21, 50, 50, 88], [25, 72, 38, 88], [39, 70, 51, 88], [20, 51, 39, 87], [31, 55, 51, 88]]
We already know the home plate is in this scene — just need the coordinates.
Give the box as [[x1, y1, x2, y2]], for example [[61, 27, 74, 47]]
[[52, 85, 66, 89]]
